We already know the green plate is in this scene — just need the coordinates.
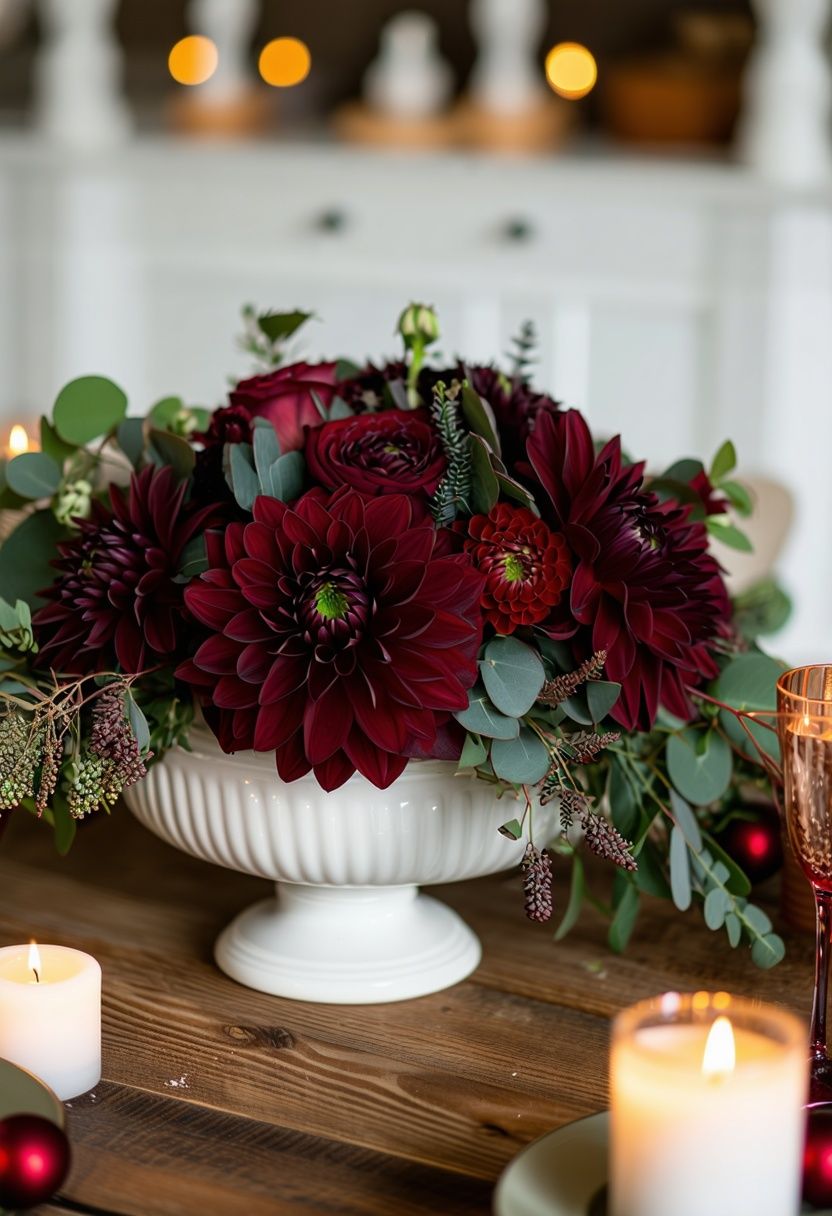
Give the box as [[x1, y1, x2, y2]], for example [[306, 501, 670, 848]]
[[0, 1057, 64, 1126], [494, 1113, 608, 1216]]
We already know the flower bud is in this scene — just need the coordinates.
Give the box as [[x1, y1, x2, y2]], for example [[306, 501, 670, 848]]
[[171, 408, 201, 437], [397, 303, 440, 348], [53, 479, 93, 527]]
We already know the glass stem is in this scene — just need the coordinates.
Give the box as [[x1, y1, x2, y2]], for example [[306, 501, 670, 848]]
[[812, 888, 832, 1059]]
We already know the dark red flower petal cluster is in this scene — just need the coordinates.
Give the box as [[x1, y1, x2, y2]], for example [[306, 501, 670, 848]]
[[177, 488, 485, 791], [34, 466, 218, 675], [527, 410, 730, 730], [690, 469, 730, 516], [306, 409, 446, 498], [468, 366, 560, 469], [465, 504, 571, 634], [229, 361, 339, 453]]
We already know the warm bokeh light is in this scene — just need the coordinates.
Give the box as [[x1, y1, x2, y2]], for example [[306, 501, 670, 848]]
[[8, 424, 29, 456], [545, 42, 598, 101], [702, 1015, 736, 1078], [258, 37, 312, 88], [168, 35, 219, 87]]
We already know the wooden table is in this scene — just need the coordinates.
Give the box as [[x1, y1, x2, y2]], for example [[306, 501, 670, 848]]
[[0, 808, 815, 1216]]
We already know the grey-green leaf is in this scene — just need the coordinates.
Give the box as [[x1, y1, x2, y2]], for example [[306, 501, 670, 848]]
[[5, 452, 62, 500], [608, 883, 639, 953], [490, 728, 550, 784], [53, 375, 128, 445], [468, 434, 500, 514], [751, 932, 786, 969], [0, 509, 66, 607], [725, 911, 742, 947], [669, 826, 692, 911], [267, 451, 304, 502], [457, 733, 487, 770], [587, 680, 621, 723], [229, 443, 259, 512], [555, 854, 585, 942], [704, 886, 730, 930], [669, 789, 703, 851], [666, 728, 733, 806], [253, 419, 282, 481], [481, 636, 545, 718], [454, 685, 520, 740]]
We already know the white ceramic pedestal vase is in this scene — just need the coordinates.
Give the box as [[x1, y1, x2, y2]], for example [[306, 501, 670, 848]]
[[124, 727, 556, 1004]]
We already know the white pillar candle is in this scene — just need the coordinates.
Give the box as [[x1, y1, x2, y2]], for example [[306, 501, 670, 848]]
[[610, 991, 807, 1216], [0, 943, 101, 1101]]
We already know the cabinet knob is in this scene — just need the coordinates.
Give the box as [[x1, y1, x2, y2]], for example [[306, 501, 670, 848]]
[[502, 217, 535, 243], [315, 208, 348, 233]]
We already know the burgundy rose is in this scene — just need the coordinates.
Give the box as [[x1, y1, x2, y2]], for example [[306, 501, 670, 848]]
[[305, 409, 446, 498], [229, 361, 339, 453], [177, 487, 484, 791]]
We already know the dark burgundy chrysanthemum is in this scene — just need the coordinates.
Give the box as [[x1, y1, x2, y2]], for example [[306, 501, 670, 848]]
[[465, 504, 571, 634], [526, 410, 731, 730], [177, 488, 485, 791], [34, 466, 219, 675]]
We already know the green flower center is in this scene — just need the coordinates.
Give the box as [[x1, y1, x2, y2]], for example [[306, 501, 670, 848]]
[[314, 582, 349, 621], [502, 553, 525, 583]]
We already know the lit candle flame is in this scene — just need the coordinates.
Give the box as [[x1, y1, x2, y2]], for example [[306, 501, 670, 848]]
[[8, 425, 29, 456], [28, 940, 41, 984], [702, 1015, 735, 1079]]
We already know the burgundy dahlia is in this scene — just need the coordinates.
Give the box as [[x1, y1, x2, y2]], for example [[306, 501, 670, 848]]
[[177, 488, 485, 791], [468, 367, 560, 469], [192, 403, 255, 512], [527, 410, 730, 730], [305, 409, 446, 498], [466, 504, 571, 634], [229, 361, 338, 453], [34, 466, 219, 675]]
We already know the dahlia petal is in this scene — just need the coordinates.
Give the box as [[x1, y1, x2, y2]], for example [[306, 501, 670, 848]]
[[213, 675, 258, 710], [237, 643, 272, 683], [275, 731, 312, 782], [260, 657, 308, 705], [344, 728, 408, 790], [194, 634, 244, 675], [313, 750, 356, 792], [114, 615, 145, 674], [304, 684, 353, 763], [143, 609, 177, 657], [185, 585, 243, 630], [252, 496, 289, 530]]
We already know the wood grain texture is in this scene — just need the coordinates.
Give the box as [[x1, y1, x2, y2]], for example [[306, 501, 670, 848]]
[[0, 807, 811, 1216]]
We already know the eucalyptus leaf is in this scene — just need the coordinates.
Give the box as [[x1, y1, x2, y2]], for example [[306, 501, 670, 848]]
[[608, 759, 639, 838], [177, 535, 208, 580], [555, 854, 585, 942], [5, 452, 62, 500], [712, 652, 784, 763], [267, 451, 304, 502], [703, 834, 752, 897], [587, 680, 621, 723], [228, 443, 259, 512], [751, 932, 786, 969], [51, 792, 77, 856], [253, 419, 282, 480], [328, 396, 354, 420], [490, 728, 550, 784], [742, 903, 773, 936], [710, 439, 737, 482], [666, 728, 732, 806], [481, 636, 545, 718], [669, 789, 703, 851], [608, 882, 639, 953], [633, 840, 672, 900], [725, 911, 742, 948], [39, 417, 76, 466], [117, 417, 145, 469], [498, 818, 523, 840], [0, 510, 66, 607], [454, 685, 520, 740], [661, 457, 704, 484], [53, 375, 128, 445], [149, 428, 195, 479], [561, 691, 593, 726], [704, 886, 730, 930], [149, 396, 185, 428], [126, 692, 151, 754], [669, 826, 692, 911], [457, 733, 487, 770]]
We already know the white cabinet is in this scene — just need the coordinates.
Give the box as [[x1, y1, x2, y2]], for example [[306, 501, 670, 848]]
[[0, 136, 830, 660]]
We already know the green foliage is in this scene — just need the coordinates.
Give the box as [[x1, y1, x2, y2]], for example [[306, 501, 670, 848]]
[[707, 517, 753, 552], [733, 579, 792, 639], [457, 733, 487, 771], [460, 383, 501, 454], [0, 510, 67, 607], [429, 382, 472, 525], [39, 417, 77, 466], [454, 684, 519, 739], [468, 433, 500, 514], [239, 305, 314, 369], [554, 850, 585, 942], [711, 652, 784, 763], [148, 428, 195, 479], [480, 636, 545, 718], [53, 375, 127, 445], [225, 426, 304, 512], [666, 728, 732, 806], [508, 320, 538, 383], [0, 599, 37, 653], [117, 417, 145, 469], [4, 452, 62, 500], [608, 880, 640, 952], [490, 728, 550, 783]]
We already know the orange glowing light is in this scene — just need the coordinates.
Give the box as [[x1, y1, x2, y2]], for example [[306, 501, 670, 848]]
[[168, 35, 219, 86], [545, 42, 598, 101], [7, 424, 29, 456], [28, 940, 42, 983], [702, 1015, 736, 1079], [258, 37, 311, 88]]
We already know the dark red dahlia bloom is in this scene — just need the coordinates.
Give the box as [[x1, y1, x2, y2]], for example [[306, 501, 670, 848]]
[[229, 361, 338, 453], [689, 469, 729, 516], [527, 410, 731, 730], [177, 488, 485, 791], [468, 367, 560, 469], [192, 404, 255, 513], [337, 360, 406, 410], [33, 466, 219, 675], [465, 504, 571, 635], [196, 403, 254, 449], [305, 410, 446, 498]]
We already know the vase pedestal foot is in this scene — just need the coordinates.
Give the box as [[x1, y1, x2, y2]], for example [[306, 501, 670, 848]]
[[214, 882, 482, 1003]]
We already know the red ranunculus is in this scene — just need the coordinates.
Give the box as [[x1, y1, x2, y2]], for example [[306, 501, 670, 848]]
[[466, 504, 571, 634], [305, 409, 446, 498], [229, 361, 339, 453], [177, 487, 484, 791]]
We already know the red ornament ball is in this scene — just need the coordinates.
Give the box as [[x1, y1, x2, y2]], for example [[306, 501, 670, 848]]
[[804, 1107, 832, 1209], [716, 803, 783, 886], [0, 1114, 71, 1210]]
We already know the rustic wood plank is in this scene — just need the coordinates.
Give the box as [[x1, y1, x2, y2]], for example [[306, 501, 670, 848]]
[[57, 1083, 494, 1216]]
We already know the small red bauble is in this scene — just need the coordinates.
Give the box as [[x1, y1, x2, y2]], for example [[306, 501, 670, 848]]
[[804, 1107, 832, 1209], [0, 1114, 71, 1210], [717, 804, 783, 886]]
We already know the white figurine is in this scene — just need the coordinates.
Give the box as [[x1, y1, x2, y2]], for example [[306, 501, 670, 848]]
[[364, 11, 453, 120], [739, 0, 832, 185], [468, 0, 546, 116], [34, 0, 131, 150], [187, 0, 258, 104]]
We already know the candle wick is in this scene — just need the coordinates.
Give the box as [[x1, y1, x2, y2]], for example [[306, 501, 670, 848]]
[[32, 967, 40, 984]]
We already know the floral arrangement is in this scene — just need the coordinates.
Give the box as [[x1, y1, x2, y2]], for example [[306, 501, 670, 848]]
[[0, 306, 790, 965]]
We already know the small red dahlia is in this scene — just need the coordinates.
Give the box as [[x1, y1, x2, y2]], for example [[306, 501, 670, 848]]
[[465, 504, 570, 634], [177, 487, 485, 791]]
